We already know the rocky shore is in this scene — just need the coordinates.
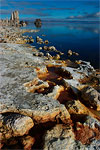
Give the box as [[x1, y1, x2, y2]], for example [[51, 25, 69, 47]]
[[0, 25, 100, 150]]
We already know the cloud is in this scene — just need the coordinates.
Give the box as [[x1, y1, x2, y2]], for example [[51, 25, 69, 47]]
[[83, 1, 99, 7], [0, 8, 51, 18], [19, 8, 51, 17], [41, 7, 75, 11], [9, 1, 42, 6], [66, 12, 100, 21], [0, 9, 13, 15]]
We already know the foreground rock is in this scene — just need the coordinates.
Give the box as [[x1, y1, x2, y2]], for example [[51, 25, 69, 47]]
[[0, 25, 99, 149], [21, 135, 35, 150], [43, 124, 76, 150], [75, 115, 100, 145], [81, 86, 100, 111], [0, 113, 34, 140], [0, 26, 38, 44], [43, 123, 100, 150]]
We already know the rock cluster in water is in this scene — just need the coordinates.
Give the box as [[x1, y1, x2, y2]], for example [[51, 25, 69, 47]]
[[0, 24, 100, 150]]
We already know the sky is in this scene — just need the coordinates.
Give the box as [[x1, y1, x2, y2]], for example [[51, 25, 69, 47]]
[[0, 0, 100, 21]]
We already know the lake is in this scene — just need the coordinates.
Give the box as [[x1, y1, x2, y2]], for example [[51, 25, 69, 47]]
[[22, 21, 99, 69]]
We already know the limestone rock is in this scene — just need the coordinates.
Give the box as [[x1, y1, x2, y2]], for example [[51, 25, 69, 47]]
[[43, 46, 48, 50], [64, 60, 95, 89], [0, 43, 71, 125], [81, 86, 100, 110], [36, 36, 43, 44], [46, 53, 53, 59], [68, 50, 79, 56], [75, 116, 100, 145], [66, 99, 100, 120], [23, 78, 49, 93], [28, 38, 34, 43], [0, 113, 34, 140], [68, 50, 73, 56], [0, 94, 71, 124], [44, 40, 49, 44], [53, 54, 60, 60], [48, 46, 57, 51], [34, 19, 42, 27], [21, 135, 35, 150], [20, 21, 28, 27], [66, 100, 91, 115], [10, 11, 19, 25], [39, 47, 42, 50], [42, 124, 92, 150], [43, 124, 75, 150]]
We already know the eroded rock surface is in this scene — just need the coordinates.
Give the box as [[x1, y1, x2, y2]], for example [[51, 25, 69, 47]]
[[43, 124, 100, 150], [0, 25, 100, 149], [81, 86, 100, 110], [75, 116, 100, 145], [43, 124, 76, 150], [0, 113, 34, 140]]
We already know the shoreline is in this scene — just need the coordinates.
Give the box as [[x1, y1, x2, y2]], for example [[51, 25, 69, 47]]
[[0, 25, 100, 149]]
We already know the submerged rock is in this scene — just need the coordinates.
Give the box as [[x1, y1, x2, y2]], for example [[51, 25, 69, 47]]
[[43, 46, 48, 50], [36, 36, 43, 44], [48, 46, 57, 51], [20, 20, 27, 27], [44, 40, 49, 44], [68, 50, 73, 56], [68, 50, 79, 56], [39, 47, 42, 50]]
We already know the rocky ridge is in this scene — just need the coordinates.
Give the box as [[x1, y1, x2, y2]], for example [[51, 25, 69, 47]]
[[0, 25, 100, 149]]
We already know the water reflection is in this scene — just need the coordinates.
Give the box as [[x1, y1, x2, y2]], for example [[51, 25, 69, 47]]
[[23, 21, 99, 68]]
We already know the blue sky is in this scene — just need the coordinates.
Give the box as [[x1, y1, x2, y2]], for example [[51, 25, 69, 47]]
[[0, 0, 100, 21]]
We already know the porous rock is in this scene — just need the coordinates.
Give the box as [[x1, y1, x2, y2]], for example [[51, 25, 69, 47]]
[[0, 113, 34, 140], [81, 86, 100, 110], [21, 135, 35, 150], [64, 60, 95, 89], [23, 78, 49, 93], [75, 115, 100, 145], [42, 124, 93, 150], [43, 124, 75, 150]]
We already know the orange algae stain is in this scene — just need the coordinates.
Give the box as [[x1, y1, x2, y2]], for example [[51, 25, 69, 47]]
[[38, 71, 59, 81], [57, 87, 77, 104], [24, 78, 38, 87], [47, 64, 73, 79], [53, 86, 65, 100], [24, 64, 76, 103], [75, 123, 100, 145], [88, 108, 100, 121]]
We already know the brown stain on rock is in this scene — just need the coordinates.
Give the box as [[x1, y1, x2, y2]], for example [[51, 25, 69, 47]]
[[57, 87, 77, 104], [75, 122, 100, 145], [24, 65, 77, 105], [47, 64, 73, 79]]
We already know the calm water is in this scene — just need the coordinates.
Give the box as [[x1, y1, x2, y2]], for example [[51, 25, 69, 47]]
[[22, 21, 100, 69]]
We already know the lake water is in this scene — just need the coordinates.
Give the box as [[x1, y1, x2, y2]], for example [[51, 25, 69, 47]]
[[22, 21, 99, 69]]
